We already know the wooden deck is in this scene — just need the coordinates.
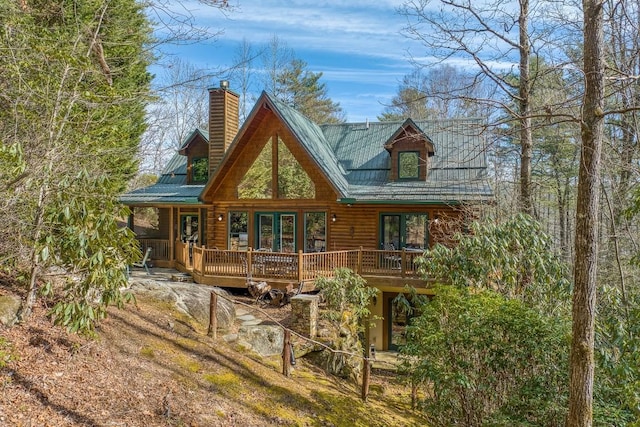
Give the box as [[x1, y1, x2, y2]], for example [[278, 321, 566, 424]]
[[137, 239, 429, 291]]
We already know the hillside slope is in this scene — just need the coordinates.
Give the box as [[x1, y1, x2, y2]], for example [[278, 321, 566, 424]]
[[0, 293, 426, 426]]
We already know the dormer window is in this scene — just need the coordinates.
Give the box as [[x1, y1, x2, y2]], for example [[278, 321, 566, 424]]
[[384, 119, 434, 182], [398, 151, 420, 180], [178, 129, 210, 185], [191, 157, 209, 183]]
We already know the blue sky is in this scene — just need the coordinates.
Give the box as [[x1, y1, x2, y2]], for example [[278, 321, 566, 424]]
[[154, 0, 426, 122]]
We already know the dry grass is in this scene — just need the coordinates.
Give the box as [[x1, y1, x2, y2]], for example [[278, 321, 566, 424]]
[[0, 293, 427, 426]]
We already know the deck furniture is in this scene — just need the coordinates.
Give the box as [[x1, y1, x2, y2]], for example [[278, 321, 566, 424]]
[[133, 247, 153, 274]]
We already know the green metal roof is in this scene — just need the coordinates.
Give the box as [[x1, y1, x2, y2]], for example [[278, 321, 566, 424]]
[[119, 182, 204, 205], [121, 130, 205, 206], [264, 92, 350, 197], [122, 92, 492, 206], [320, 117, 491, 202]]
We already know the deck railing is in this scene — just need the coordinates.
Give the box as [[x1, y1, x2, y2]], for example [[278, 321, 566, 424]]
[[177, 246, 425, 284], [175, 241, 193, 270], [138, 239, 171, 261]]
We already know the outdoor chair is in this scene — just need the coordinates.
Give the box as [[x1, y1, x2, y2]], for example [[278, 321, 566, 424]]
[[133, 247, 153, 275], [383, 243, 402, 270], [253, 247, 271, 274]]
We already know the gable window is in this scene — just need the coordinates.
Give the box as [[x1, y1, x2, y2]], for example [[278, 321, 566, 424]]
[[238, 138, 273, 199], [238, 135, 316, 199], [398, 151, 420, 180], [278, 137, 315, 199], [192, 157, 209, 183]]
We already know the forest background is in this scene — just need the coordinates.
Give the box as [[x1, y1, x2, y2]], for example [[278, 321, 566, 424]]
[[0, 0, 638, 425]]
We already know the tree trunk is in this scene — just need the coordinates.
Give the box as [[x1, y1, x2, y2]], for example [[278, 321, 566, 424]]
[[568, 1, 604, 425], [20, 184, 47, 321], [518, 0, 533, 216]]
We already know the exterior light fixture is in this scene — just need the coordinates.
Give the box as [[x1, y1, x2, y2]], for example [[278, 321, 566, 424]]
[[217, 214, 224, 222], [332, 214, 337, 222]]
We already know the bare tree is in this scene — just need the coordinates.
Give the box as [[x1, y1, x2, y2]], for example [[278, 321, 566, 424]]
[[399, 0, 565, 215], [261, 35, 294, 98], [228, 38, 262, 122], [379, 65, 492, 121], [139, 59, 209, 175]]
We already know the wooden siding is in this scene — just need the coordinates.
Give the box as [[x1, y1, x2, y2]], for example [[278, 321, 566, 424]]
[[329, 204, 463, 250], [206, 202, 463, 252]]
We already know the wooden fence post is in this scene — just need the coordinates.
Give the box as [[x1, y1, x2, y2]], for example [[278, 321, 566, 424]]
[[207, 291, 217, 339], [282, 329, 291, 377], [361, 356, 371, 401]]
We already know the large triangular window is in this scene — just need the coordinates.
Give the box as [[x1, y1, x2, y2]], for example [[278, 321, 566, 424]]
[[237, 135, 315, 199], [238, 138, 273, 199], [278, 137, 314, 199]]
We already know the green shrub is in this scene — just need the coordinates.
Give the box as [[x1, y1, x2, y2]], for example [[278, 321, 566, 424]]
[[400, 285, 569, 427]]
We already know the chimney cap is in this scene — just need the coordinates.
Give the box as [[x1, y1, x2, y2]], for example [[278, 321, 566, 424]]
[[220, 80, 229, 89]]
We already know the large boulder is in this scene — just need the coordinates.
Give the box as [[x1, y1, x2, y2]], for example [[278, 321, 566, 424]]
[[238, 325, 284, 357], [0, 294, 21, 326], [129, 279, 235, 330]]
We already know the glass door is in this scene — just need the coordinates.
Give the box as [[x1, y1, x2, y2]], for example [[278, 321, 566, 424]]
[[280, 214, 296, 253], [381, 214, 401, 250], [257, 214, 274, 251], [381, 213, 429, 250], [256, 212, 296, 252], [180, 214, 199, 243]]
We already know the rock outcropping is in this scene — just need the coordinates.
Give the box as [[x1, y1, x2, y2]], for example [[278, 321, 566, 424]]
[[129, 278, 235, 330]]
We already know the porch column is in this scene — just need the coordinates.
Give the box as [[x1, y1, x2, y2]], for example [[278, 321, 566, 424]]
[[169, 207, 175, 262], [127, 209, 134, 231]]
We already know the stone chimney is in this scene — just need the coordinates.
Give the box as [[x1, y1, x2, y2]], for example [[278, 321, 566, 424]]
[[208, 81, 239, 176]]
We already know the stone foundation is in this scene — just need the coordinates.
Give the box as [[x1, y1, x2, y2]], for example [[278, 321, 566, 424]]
[[290, 294, 319, 338]]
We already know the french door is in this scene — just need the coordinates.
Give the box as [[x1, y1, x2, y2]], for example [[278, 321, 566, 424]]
[[256, 212, 296, 252], [380, 213, 429, 250]]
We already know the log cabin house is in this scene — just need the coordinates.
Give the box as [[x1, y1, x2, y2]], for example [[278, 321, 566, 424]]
[[121, 81, 493, 350]]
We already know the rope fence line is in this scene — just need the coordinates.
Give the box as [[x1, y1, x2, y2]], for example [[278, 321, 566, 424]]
[[209, 291, 376, 401], [214, 291, 366, 358]]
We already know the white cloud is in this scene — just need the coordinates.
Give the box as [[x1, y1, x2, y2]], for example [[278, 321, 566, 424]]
[[178, 0, 416, 62]]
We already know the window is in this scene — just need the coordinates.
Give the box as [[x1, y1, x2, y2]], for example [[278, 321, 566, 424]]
[[229, 212, 248, 251], [304, 212, 326, 252], [380, 213, 428, 249], [256, 212, 296, 252], [278, 137, 315, 199], [181, 214, 199, 243], [192, 157, 208, 183], [398, 151, 420, 180], [237, 136, 315, 199], [238, 138, 273, 199]]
